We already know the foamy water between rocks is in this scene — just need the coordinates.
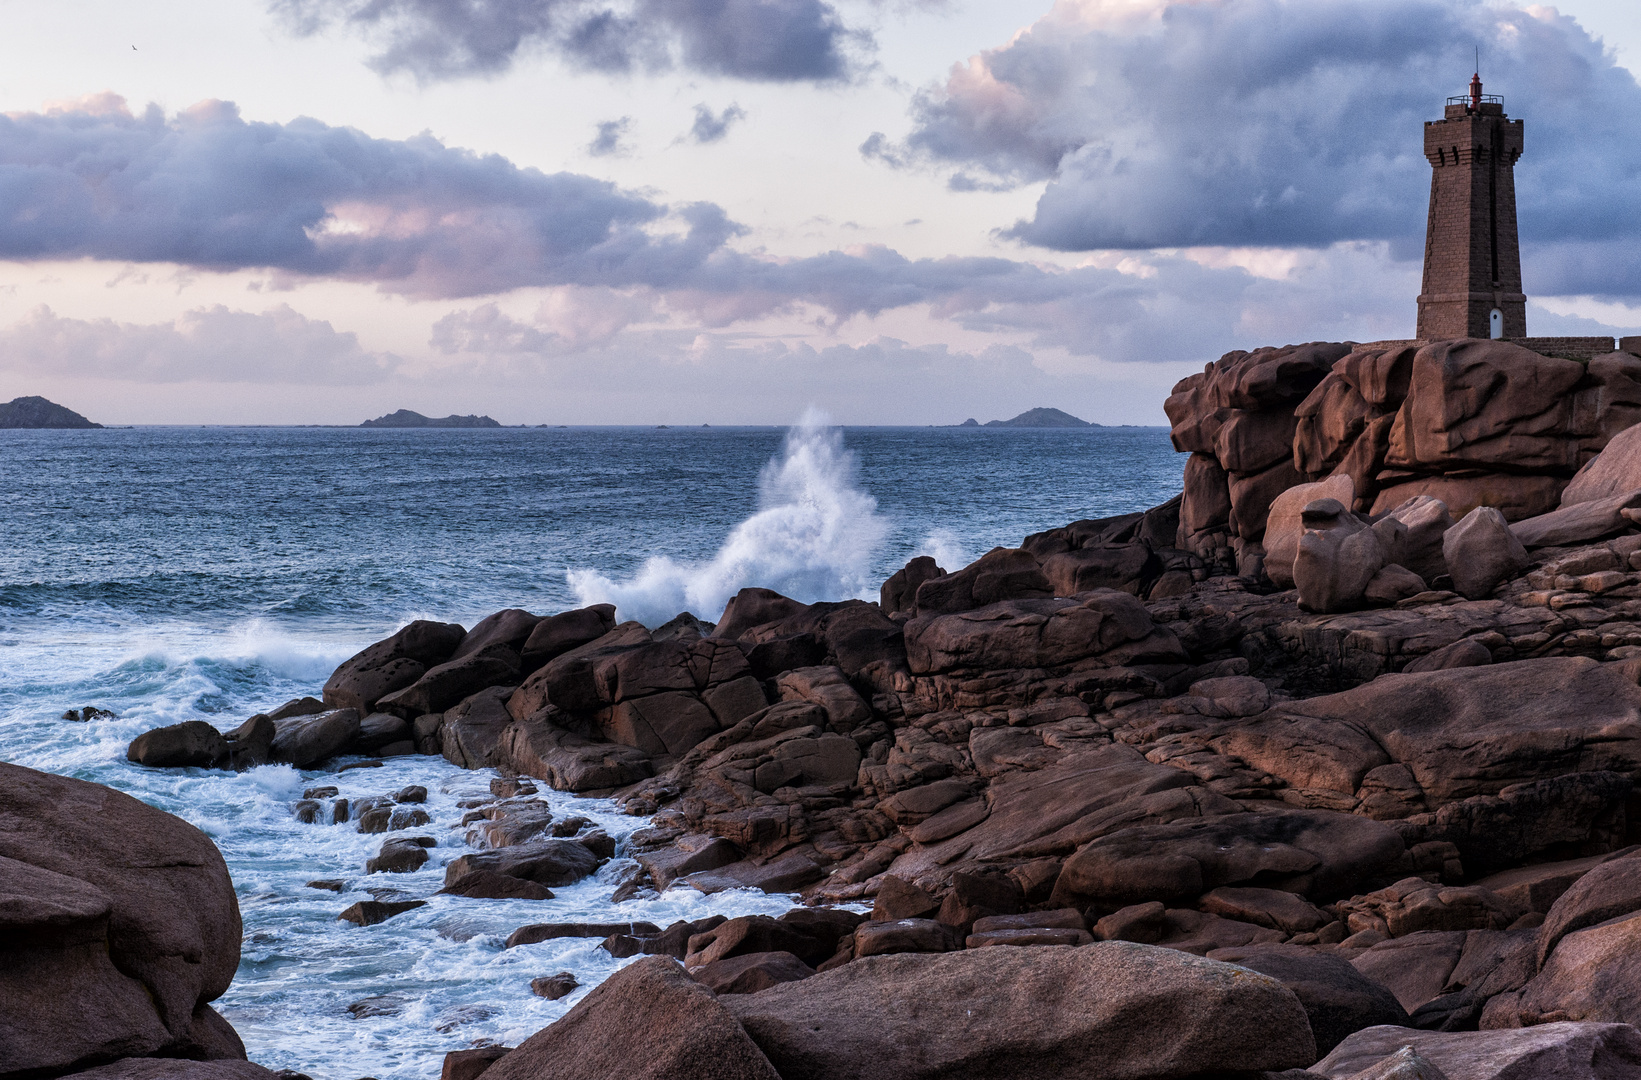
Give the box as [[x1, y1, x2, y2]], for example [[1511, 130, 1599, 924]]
[[0, 421, 1181, 1077]]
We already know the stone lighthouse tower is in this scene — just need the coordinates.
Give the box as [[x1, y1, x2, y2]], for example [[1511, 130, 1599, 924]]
[[1416, 72, 1525, 340]]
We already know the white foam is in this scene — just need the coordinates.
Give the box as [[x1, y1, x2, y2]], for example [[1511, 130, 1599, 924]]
[[568, 411, 889, 626], [915, 528, 970, 575]]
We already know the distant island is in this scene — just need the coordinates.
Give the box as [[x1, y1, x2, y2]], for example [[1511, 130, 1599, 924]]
[[360, 409, 501, 429], [0, 396, 102, 429], [959, 407, 1096, 428]]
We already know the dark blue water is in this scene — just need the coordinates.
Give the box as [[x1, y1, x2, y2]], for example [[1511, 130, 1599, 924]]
[[0, 423, 1182, 1078]]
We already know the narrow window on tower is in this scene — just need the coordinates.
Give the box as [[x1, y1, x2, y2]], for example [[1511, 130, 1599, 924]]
[[1490, 309, 1504, 339]]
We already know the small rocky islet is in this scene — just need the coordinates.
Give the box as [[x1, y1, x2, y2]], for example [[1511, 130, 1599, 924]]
[[19, 338, 1641, 1078]]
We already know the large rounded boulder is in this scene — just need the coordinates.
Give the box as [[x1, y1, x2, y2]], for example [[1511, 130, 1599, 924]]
[[0, 763, 245, 1077]]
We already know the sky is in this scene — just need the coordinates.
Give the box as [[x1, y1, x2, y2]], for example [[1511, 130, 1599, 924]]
[[0, 0, 1637, 425]]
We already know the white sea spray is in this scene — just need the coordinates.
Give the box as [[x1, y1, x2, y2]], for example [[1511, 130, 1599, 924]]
[[567, 410, 889, 626]]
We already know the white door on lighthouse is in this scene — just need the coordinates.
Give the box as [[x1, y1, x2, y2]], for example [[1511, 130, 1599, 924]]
[[1490, 309, 1504, 339]]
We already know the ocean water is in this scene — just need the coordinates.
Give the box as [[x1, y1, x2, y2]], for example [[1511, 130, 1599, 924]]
[[0, 421, 1183, 1079]]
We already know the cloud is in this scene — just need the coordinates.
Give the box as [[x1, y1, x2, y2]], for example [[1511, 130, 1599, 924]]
[[0, 96, 740, 299], [0, 304, 399, 383], [688, 103, 746, 143], [884, 0, 1641, 276], [588, 116, 633, 156], [271, 0, 865, 83]]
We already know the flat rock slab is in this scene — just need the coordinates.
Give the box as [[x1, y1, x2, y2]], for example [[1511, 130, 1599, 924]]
[[1314, 1021, 1641, 1080], [725, 941, 1316, 1080], [1212, 656, 1641, 808]]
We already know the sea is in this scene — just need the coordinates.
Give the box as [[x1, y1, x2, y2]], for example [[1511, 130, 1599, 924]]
[[0, 419, 1184, 1079]]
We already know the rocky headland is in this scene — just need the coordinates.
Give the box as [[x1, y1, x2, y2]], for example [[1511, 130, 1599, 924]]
[[0, 395, 102, 428], [21, 336, 1641, 1079]]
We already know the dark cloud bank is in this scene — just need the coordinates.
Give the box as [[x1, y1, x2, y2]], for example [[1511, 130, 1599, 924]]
[[270, 0, 865, 82], [1, 0, 1637, 389], [880, 0, 1641, 297]]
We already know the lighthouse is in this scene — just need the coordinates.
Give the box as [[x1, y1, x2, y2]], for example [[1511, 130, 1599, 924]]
[[1415, 72, 1526, 341]]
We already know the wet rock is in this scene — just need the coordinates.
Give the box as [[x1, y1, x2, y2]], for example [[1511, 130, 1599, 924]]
[[1314, 1022, 1641, 1079], [599, 916, 728, 960], [267, 696, 326, 721], [726, 941, 1317, 1080], [1207, 943, 1410, 1055], [322, 620, 466, 714], [61, 706, 106, 722], [479, 956, 781, 1080], [306, 879, 345, 892], [1442, 507, 1529, 598], [441, 1047, 512, 1080], [684, 914, 835, 969], [441, 870, 555, 900], [444, 839, 601, 890], [694, 951, 816, 995], [0, 763, 246, 1075], [682, 851, 825, 895], [347, 994, 405, 1018], [653, 611, 715, 641], [336, 900, 425, 926], [530, 973, 579, 1000], [437, 686, 516, 770], [126, 720, 229, 769], [366, 837, 434, 874], [505, 921, 663, 948], [223, 713, 275, 769], [269, 709, 361, 769], [635, 834, 740, 890], [353, 712, 409, 754], [499, 714, 652, 792], [467, 799, 553, 849]]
